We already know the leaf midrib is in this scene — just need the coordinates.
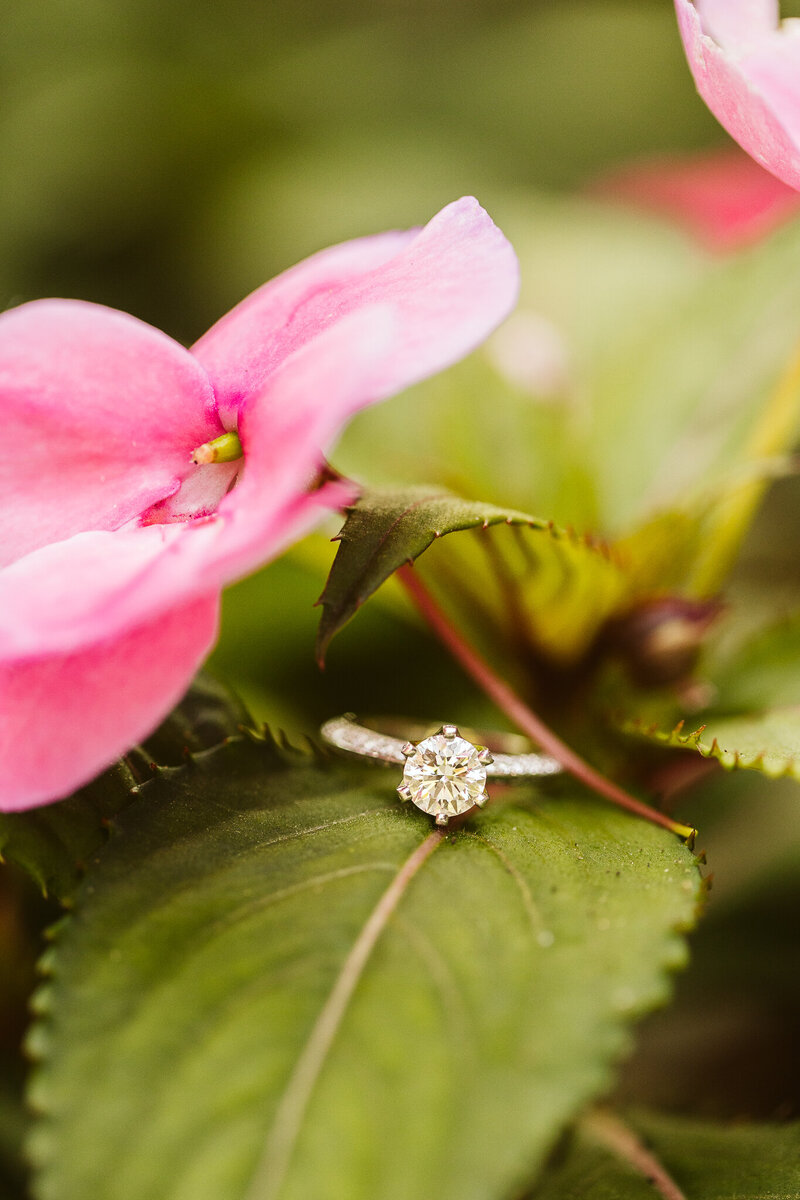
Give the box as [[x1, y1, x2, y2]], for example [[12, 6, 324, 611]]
[[241, 827, 446, 1200]]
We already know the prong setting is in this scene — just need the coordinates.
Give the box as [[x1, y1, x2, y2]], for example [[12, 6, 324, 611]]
[[476, 746, 494, 766], [399, 725, 488, 824], [476, 791, 490, 808]]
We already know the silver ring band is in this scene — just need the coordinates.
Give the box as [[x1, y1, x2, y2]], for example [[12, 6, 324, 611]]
[[320, 715, 562, 779]]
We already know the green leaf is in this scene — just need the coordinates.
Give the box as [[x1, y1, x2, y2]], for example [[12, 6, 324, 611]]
[[531, 1110, 800, 1199], [316, 486, 633, 669], [586, 217, 800, 536], [613, 612, 800, 784], [622, 709, 800, 782], [315, 486, 547, 661], [0, 1071, 28, 1200], [25, 734, 700, 1200], [27, 737, 701, 1200], [0, 673, 251, 902], [706, 612, 800, 713]]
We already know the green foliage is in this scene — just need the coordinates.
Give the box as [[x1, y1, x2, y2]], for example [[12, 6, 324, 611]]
[[317, 486, 636, 677], [584, 217, 800, 537], [709, 613, 800, 712], [624, 709, 800, 782], [336, 199, 708, 535], [618, 614, 800, 783], [0, 1, 713, 332], [27, 735, 700, 1200], [532, 1111, 800, 1198], [317, 487, 567, 662], [0, 759, 144, 906]]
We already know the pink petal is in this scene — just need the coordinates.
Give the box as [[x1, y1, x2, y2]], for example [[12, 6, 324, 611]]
[[676, 0, 800, 192], [0, 593, 219, 811], [740, 22, 800, 145], [0, 316, 381, 656], [0, 307, 382, 653], [594, 149, 800, 251], [0, 300, 221, 569], [0, 526, 188, 658], [0, 477, 350, 665], [202, 307, 394, 585], [192, 197, 519, 425], [696, 0, 778, 47]]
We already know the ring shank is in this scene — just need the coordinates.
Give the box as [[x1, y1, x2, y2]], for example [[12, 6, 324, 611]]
[[320, 715, 562, 779]]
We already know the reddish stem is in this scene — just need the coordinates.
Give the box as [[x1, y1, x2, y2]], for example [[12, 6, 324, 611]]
[[582, 1110, 687, 1200], [398, 565, 696, 842]]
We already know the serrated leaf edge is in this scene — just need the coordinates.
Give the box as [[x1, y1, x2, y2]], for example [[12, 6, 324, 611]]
[[315, 487, 629, 662], [620, 715, 800, 781]]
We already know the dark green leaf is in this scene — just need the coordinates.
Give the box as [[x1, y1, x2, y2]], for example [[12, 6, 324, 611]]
[[315, 486, 546, 662], [316, 486, 633, 669], [0, 673, 251, 902], [0, 1072, 28, 1200], [531, 1110, 800, 1199], [27, 736, 701, 1200]]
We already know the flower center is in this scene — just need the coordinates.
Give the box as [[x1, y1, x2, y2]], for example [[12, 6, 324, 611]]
[[191, 430, 243, 466], [139, 430, 244, 527]]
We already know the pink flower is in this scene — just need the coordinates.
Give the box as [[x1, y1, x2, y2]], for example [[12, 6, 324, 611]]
[[593, 148, 800, 251], [0, 197, 518, 811], [675, 1, 800, 192]]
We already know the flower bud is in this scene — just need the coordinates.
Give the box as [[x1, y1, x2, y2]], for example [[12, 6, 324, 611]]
[[604, 597, 723, 688]]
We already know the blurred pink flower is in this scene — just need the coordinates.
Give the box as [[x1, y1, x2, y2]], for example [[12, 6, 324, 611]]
[[675, 0, 800, 192], [594, 148, 800, 251], [0, 197, 518, 811]]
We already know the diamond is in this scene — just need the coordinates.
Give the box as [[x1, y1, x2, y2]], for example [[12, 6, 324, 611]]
[[402, 730, 487, 820]]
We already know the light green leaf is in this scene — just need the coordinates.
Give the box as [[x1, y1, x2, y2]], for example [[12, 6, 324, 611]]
[[587, 217, 800, 535], [28, 737, 701, 1200], [706, 612, 800, 713], [316, 486, 633, 671], [531, 1110, 800, 1199], [613, 611, 800, 784], [621, 708, 800, 781]]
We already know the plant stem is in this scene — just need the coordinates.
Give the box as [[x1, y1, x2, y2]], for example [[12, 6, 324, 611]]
[[582, 1109, 687, 1200], [398, 565, 696, 842]]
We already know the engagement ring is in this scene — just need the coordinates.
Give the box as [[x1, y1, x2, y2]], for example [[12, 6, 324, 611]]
[[320, 714, 562, 826]]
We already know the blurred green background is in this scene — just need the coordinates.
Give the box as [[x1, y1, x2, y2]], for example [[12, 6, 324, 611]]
[[3, 0, 726, 338]]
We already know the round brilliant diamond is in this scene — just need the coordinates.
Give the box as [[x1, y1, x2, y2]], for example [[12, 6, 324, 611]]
[[402, 732, 487, 818]]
